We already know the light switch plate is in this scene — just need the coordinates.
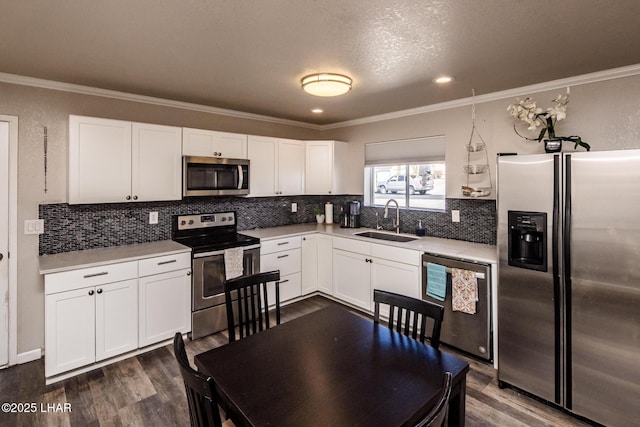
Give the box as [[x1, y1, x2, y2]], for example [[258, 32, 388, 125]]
[[24, 219, 44, 235], [451, 210, 460, 223], [291, 202, 297, 213]]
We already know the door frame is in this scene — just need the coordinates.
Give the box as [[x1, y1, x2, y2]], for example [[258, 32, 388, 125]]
[[1, 115, 18, 367]]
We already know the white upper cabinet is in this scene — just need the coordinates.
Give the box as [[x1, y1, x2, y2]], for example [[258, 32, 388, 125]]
[[69, 115, 182, 204], [182, 128, 247, 159], [277, 138, 305, 195], [248, 135, 304, 196], [305, 140, 349, 195], [132, 123, 183, 202]]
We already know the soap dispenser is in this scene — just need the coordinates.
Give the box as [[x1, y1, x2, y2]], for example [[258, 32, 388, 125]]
[[415, 220, 426, 237]]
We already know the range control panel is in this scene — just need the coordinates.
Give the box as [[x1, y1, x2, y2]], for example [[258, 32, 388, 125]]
[[176, 212, 236, 230]]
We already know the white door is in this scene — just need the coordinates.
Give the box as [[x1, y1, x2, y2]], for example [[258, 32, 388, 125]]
[[305, 141, 333, 194], [0, 121, 9, 366], [277, 139, 305, 195], [247, 135, 278, 196], [333, 249, 371, 310], [95, 279, 138, 361]]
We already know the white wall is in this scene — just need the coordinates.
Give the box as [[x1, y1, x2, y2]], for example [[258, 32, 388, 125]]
[[323, 72, 640, 198]]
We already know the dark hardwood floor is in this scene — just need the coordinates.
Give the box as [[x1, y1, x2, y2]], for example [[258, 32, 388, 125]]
[[0, 296, 590, 427]]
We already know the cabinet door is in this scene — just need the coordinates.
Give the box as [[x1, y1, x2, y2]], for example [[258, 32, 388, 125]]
[[305, 141, 333, 194], [95, 279, 138, 361], [333, 249, 371, 310], [131, 122, 182, 201], [371, 257, 421, 317], [317, 235, 333, 294], [45, 287, 96, 376], [266, 272, 302, 305], [301, 235, 318, 295], [69, 115, 132, 204], [277, 139, 305, 195], [248, 135, 278, 196], [183, 128, 247, 158], [138, 269, 191, 347]]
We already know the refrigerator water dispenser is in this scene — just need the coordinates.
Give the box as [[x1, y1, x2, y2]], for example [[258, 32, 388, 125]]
[[507, 211, 547, 271]]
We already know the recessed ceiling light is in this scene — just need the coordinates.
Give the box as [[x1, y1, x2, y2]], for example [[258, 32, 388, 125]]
[[311, 108, 324, 114], [433, 75, 455, 84], [301, 73, 352, 97]]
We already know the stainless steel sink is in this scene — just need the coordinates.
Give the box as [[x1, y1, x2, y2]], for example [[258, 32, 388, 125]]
[[353, 231, 419, 243]]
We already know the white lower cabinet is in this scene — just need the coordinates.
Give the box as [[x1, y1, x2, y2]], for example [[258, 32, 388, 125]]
[[332, 236, 421, 312], [138, 267, 191, 347], [44, 251, 191, 380], [333, 249, 372, 310], [317, 234, 334, 294], [301, 234, 318, 295], [261, 236, 302, 304], [45, 276, 138, 377]]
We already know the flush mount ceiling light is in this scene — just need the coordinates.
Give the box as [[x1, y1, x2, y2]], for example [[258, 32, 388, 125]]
[[301, 73, 352, 97], [433, 75, 455, 84], [311, 108, 324, 114]]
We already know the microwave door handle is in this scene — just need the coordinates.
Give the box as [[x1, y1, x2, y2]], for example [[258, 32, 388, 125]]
[[237, 164, 243, 189]]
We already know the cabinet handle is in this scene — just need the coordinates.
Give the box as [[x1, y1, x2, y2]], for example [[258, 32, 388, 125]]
[[97, 288, 103, 294], [133, 195, 138, 200], [157, 259, 177, 265], [126, 195, 131, 200], [277, 254, 289, 259], [279, 279, 289, 284], [186, 271, 191, 276], [277, 242, 290, 246], [88, 290, 94, 296], [83, 271, 108, 279]]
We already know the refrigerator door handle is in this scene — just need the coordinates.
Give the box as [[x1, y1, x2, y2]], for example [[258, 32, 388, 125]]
[[552, 154, 562, 404], [564, 154, 573, 407]]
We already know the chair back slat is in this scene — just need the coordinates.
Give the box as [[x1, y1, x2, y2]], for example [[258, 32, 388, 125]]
[[224, 270, 281, 342], [173, 333, 224, 427], [373, 289, 445, 349]]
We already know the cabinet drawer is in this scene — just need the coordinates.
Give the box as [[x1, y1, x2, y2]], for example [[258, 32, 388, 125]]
[[261, 236, 302, 255], [267, 272, 302, 305], [333, 236, 371, 255], [261, 249, 301, 277], [370, 243, 421, 266], [45, 261, 138, 295], [138, 252, 191, 277]]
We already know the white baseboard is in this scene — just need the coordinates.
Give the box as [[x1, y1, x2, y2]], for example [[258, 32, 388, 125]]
[[16, 348, 43, 364]]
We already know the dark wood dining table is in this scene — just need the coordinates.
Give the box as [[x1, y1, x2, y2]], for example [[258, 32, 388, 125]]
[[195, 305, 469, 427]]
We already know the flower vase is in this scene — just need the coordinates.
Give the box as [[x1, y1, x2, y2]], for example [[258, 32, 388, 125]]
[[316, 214, 325, 224], [544, 138, 562, 153]]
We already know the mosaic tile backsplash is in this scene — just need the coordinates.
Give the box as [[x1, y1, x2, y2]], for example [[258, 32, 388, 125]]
[[39, 197, 496, 255]]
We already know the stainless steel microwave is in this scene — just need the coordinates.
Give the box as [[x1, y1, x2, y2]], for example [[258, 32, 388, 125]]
[[183, 156, 249, 196]]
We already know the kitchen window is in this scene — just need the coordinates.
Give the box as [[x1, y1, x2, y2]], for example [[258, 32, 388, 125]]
[[364, 136, 446, 211]]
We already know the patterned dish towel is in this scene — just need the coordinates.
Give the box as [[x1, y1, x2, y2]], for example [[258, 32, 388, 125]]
[[451, 268, 478, 315]]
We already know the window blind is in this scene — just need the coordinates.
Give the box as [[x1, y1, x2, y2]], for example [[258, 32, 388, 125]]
[[364, 136, 445, 166]]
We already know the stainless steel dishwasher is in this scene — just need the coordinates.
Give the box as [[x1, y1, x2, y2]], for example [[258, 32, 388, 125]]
[[422, 252, 492, 362]]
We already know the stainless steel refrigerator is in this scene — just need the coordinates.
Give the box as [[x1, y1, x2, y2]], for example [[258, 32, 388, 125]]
[[497, 150, 640, 426]]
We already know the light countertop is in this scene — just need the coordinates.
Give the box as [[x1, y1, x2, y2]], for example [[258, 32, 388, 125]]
[[39, 240, 191, 274], [241, 224, 497, 264]]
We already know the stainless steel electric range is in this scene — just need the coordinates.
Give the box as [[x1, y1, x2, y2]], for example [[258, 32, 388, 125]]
[[172, 211, 260, 339]]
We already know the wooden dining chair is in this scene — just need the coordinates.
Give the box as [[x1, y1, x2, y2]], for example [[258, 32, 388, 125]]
[[224, 270, 281, 342], [173, 333, 234, 427], [373, 289, 445, 349], [414, 372, 453, 427]]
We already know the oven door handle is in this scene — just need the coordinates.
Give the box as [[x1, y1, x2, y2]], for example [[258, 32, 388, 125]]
[[193, 243, 261, 258]]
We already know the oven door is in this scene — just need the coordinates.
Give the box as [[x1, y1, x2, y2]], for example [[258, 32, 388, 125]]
[[192, 245, 260, 311], [183, 156, 249, 196]]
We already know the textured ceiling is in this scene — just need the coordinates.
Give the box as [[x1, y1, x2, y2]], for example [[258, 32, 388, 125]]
[[2, 0, 640, 125]]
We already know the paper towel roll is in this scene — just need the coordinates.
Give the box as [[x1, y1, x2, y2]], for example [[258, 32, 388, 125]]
[[325, 202, 333, 224]]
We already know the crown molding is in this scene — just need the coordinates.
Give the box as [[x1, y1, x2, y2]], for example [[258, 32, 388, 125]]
[[2, 63, 639, 132], [322, 63, 640, 129], [0, 72, 322, 130]]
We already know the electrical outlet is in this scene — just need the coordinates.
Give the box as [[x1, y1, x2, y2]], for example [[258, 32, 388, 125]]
[[291, 202, 297, 213], [451, 210, 460, 223], [24, 219, 44, 235], [149, 212, 158, 224]]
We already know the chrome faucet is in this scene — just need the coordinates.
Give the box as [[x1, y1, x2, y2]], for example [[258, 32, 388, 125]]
[[384, 199, 400, 233]]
